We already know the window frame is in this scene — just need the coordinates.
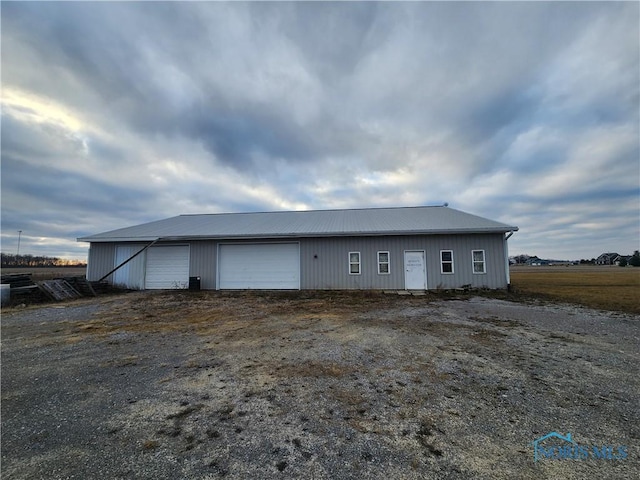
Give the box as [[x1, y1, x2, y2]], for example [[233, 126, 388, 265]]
[[440, 250, 454, 274], [377, 251, 391, 275], [349, 251, 361, 275], [472, 249, 486, 274]]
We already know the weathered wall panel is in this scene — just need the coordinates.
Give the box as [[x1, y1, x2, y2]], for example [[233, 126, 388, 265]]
[[113, 244, 147, 289], [86, 243, 116, 281]]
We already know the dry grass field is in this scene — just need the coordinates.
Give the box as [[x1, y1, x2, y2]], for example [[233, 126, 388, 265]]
[[1, 266, 86, 282], [510, 265, 640, 314]]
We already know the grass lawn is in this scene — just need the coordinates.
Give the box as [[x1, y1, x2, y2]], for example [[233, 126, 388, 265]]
[[510, 266, 640, 314]]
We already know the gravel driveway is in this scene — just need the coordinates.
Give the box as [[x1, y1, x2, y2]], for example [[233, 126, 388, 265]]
[[2, 291, 638, 479]]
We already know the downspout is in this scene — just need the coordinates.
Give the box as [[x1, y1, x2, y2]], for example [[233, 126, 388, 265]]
[[504, 231, 514, 290], [98, 238, 161, 283]]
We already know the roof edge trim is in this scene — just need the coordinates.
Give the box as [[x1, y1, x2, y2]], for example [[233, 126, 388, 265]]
[[78, 227, 518, 243]]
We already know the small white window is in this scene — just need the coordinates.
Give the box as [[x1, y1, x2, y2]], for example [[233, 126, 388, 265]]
[[377, 251, 390, 274], [472, 250, 486, 274], [440, 250, 454, 274], [349, 251, 361, 275]]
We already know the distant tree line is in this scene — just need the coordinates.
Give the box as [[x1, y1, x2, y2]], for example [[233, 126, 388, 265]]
[[1, 253, 87, 268], [578, 258, 597, 264], [510, 254, 595, 264]]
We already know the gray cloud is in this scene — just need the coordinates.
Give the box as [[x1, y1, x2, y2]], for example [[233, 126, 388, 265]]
[[1, 1, 638, 259]]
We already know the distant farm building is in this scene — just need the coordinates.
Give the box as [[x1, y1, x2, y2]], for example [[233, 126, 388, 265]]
[[525, 257, 550, 266], [596, 253, 620, 265]]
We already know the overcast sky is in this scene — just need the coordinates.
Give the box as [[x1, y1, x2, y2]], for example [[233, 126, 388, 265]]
[[2, 1, 638, 261]]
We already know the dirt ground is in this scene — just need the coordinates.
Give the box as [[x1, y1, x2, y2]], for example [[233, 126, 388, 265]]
[[1, 291, 638, 479]]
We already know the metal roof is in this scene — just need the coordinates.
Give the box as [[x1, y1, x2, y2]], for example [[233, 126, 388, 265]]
[[78, 206, 518, 242]]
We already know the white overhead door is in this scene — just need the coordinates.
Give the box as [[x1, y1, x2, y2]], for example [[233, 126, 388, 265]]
[[145, 245, 190, 289], [219, 243, 300, 290]]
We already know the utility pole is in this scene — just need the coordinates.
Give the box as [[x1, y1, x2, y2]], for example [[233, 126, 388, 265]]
[[17, 230, 22, 257]]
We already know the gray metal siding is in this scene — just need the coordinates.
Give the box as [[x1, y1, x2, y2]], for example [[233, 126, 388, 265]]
[[189, 241, 217, 289], [300, 234, 507, 290], [424, 235, 506, 289], [86, 243, 116, 281], [301, 236, 415, 289]]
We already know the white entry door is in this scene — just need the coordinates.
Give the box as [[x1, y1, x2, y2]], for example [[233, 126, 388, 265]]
[[404, 250, 427, 290]]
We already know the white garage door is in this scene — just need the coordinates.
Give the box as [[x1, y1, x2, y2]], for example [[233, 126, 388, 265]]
[[145, 245, 190, 289], [219, 243, 300, 290]]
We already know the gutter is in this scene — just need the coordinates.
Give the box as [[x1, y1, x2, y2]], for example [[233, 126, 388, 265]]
[[504, 229, 517, 289]]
